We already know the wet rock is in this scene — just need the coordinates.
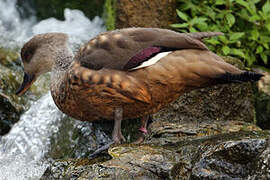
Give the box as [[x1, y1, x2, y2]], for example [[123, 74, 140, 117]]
[[255, 71, 270, 129], [153, 56, 255, 124], [41, 120, 270, 180], [47, 118, 111, 159], [0, 47, 20, 68], [42, 144, 180, 180], [184, 132, 270, 180], [147, 121, 261, 145]]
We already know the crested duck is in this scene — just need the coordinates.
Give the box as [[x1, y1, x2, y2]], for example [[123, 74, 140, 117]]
[[16, 28, 263, 144]]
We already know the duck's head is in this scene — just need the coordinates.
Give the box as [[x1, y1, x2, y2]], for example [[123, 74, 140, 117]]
[[16, 33, 69, 96]]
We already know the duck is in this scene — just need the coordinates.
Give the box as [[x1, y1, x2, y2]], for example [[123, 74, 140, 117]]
[[16, 27, 263, 144]]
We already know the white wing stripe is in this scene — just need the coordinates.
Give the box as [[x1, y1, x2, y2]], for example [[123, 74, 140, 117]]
[[131, 51, 172, 70]]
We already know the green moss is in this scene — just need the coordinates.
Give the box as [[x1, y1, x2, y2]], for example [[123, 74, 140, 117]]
[[103, 0, 116, 30], [0, 48, 20, 68]]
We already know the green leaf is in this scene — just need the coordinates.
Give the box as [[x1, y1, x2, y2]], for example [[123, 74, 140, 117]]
[[205, 39, 220, 45], [263, 43, 269, 50], [189, 17, 207, 26], [225, 13, 235, 27], [266, 23, 270, 31], [260, 53, 268, 64], [260, 36, 270, 43], [236, 0, 256, 14], [218, 36, 228, 44], [189, 27, 197, 32], [230, 32, 245, 41], [247, 54, 256, 66], [222, 46, 230, 55], [256, 46, 264, 54], [215, 0, 225, 5], [176, 9, 189, 21], [235, 0, 249, 8], [262, 1, 270, 14], [170, 23, 189, 28], [250, 29, 259, 40], [230, 48, 246, 58]]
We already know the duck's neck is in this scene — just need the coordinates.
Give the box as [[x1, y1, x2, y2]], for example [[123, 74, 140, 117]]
[[50, 45, 74, 96]]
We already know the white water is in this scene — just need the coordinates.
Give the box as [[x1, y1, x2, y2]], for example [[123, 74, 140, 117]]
[[0, 0, 36, 48], [0, 0, 105, 49], [0, 94, 61, 180], [0, 0, 105, 179]]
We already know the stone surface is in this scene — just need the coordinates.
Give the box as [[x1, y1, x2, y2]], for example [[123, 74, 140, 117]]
[[115, 0, 177, 29], [255, 71, 270, 129], [41, 121, 270, 179]]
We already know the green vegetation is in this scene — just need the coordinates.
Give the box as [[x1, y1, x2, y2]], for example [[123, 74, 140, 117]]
[[172, 0, 270, 67], [103, 0, 116, 31]]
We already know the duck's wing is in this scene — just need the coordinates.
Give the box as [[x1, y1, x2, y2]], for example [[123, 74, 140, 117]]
[[68, 62, 151, 104], [75, 28, 223, 71]]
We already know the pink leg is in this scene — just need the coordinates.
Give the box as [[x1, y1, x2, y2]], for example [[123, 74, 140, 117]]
[[134, 115, 149, 144]]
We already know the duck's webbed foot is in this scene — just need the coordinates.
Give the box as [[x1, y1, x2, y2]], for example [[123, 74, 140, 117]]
[[134, 115, 149, 144]]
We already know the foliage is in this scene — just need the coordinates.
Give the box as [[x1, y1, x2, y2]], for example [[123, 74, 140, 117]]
[[103, 0, 116, 31], [171, 0, 270, 67]]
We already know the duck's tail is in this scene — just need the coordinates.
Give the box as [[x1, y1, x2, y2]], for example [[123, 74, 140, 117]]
[[215, 71, 263, 84]]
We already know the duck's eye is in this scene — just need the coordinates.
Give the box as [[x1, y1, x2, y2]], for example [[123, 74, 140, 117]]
[[23, 51, 33, 63]]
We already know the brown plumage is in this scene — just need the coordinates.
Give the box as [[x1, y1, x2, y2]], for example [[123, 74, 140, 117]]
[[16, 28, 263, 144]]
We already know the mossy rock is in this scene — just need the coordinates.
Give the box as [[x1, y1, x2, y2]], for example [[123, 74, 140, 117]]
[[255, 71, 270, 129], [0, 48, 20, 68]]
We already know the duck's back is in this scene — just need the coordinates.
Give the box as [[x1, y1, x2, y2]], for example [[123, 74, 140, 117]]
[[75, 28, 222, 71]]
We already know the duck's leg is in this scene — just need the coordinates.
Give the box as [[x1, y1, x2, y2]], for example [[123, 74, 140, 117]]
[[89, 107, 125, 158], [112, 107, 126, 144], [134, 115, 149, 144]]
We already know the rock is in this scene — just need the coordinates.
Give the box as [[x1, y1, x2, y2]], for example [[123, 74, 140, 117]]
[[41, 121, 270, 179], [47, 118, 111, 159], [42, 145, 180, 179], [115, 0, 177, 29], [255, 71, 270, 129], [0, 47, 20, 68], [147, 121, 261, 145]]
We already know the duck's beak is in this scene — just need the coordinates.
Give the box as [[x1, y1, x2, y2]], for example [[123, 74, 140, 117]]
[[16, 73, 35, 96]]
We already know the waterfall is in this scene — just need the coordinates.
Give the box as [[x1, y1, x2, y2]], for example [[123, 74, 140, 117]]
[[0, 0, 106, 179], [0, 94, 61, 180]]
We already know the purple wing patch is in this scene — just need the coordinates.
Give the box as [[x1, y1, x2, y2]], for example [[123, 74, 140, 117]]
[[123, 47, 163, 70]]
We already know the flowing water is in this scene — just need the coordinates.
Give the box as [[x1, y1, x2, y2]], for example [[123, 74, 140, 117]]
[[0, 0, 107, 179]]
